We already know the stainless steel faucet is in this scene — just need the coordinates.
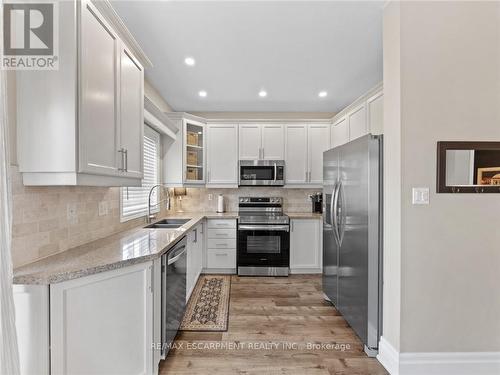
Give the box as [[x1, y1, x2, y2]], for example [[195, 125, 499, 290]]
[[147, 184, 171, 223]]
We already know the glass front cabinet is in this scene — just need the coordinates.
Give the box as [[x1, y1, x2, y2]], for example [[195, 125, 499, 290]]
[[163, 113, 206, 186], [183, 119, 205, 184]]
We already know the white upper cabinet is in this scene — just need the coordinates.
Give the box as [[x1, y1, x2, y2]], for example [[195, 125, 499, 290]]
[[261, 124, 285, 160], [119, 47, 144, 179], [16, 0, 148, 186], [331, 116, 349, 148], [239, 124, 284, 160], [207, 124, 239, 186], [347, 103, 367, 141], [285, 124, 308, 184], [330, 84, 383, 149], [285, 123, 330, 187], [79, 3, 120, 177], [307, 124, 330, 185], [239, 124, 261, 160], [367, 90, 384, 136]]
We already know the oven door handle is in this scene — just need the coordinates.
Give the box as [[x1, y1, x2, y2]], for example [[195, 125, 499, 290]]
[[238, 225, 289, 232]]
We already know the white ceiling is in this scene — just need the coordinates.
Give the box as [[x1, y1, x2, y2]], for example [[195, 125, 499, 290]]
[[112, 1, 383, 113]]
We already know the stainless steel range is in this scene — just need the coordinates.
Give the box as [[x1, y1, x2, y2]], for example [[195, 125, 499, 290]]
[[237, 197, 290, 276]]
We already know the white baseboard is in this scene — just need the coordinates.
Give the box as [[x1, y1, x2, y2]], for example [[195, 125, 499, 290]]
[[378, 337, 400, 375], [377, 336, 500, 375]]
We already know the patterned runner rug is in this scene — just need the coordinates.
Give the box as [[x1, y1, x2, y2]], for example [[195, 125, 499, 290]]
[[180, 275, 231, 331]]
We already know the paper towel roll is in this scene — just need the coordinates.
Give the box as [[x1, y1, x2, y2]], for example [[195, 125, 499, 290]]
[[217, 194, 224, 213]]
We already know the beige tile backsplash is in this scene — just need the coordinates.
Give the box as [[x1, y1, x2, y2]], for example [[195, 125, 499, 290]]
[[10, 164, 320, 268], [10, 165, 150, 268], [172, 187, 320, 213]]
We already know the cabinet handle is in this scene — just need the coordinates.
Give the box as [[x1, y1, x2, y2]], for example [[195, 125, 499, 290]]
[[194, 229, 198, 243], [208, 170, 211, 182], [291, 221, 294, 232], [216, 243, 228, 247], [215, 253, 228, 256], [305, 171, 308, 182], [124, 149, 128, 172], [118, 148, 125, 171], [262, 148, 265, 159]]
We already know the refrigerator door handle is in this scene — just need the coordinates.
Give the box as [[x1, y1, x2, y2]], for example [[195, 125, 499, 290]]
[[332, 181, 341, 247], [337, 180, 346, 246]]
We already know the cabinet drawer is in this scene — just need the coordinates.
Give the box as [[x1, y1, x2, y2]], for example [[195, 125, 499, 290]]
[[207, 219, 236, 229], [207, 228, 236, 239], [206, 249, 236, 269], [207, 238, 237, 249]]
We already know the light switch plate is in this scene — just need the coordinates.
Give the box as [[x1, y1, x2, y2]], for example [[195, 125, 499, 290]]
[[98, 201, 108, 216], [412, 187, 430, 205]]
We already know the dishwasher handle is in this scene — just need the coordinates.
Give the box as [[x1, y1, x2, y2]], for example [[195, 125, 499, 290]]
[[167, 248, 186, 265]]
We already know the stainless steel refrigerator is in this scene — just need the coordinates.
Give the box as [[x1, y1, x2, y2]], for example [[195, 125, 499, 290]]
[[322, 134, 383, 357]]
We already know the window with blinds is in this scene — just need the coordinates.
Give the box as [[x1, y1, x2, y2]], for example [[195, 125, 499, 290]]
[[120, 125, 161, 221]]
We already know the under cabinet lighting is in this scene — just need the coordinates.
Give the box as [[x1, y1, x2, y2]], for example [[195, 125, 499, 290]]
[[198, 90, 207, 97], [318, 91, 328, 98], [258, 90, 267, 98]]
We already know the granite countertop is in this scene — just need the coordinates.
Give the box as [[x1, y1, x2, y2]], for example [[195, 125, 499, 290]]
[[13, 211, 318, 285], [286, 212, 323, 219]]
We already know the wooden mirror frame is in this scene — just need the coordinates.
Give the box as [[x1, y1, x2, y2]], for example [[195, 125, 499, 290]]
[[437, 141, 500, 193]]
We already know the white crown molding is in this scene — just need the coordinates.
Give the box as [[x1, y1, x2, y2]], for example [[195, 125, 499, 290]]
[[377, 336, 500, 375], [163, 112, 332, 125], [331, 81, 383, 122], [91, 0, 153, 69]]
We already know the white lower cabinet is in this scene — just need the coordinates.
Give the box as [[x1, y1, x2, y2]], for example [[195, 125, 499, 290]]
[[14, 285, 50, 375], [187, 223, 204, 300], [50, 263, 153, 375], [205, 219, 237, 273], [289, 219, 322, 274]]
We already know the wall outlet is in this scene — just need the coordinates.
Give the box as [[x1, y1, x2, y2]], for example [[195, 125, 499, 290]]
[[412, 187, 430, 205], [208, 194, 213, 201], [67, 203, 78, 224], [98, 201, 108, 216]]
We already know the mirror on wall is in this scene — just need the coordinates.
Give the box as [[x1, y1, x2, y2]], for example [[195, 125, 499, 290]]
[[437, 142, 500, 193]]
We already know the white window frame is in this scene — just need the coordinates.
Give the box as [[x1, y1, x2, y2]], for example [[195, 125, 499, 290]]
[[120, 125, 161, 222]]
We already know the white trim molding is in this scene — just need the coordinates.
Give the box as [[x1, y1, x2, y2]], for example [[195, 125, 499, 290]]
[[91, 0, 153, 68], [377, 336, 500, 375]]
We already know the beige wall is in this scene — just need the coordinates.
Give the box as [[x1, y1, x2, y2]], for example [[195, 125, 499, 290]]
[[384, 1, 500, 353], [382, 0, 402, 352]]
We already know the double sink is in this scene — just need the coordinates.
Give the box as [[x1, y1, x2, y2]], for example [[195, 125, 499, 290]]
[[144, 218, 191, 229]]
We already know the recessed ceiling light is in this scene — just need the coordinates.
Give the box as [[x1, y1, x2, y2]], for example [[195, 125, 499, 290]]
[[318, 91, 328, 98], [184, 57, 196, 66], [198, 90, 207, 97], [258, 90, 267, 98]]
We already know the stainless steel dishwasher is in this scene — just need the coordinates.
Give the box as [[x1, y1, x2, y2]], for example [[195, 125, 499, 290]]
[[161, 236, 187, 357]]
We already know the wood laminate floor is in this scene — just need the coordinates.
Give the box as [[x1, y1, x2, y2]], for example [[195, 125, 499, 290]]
[[159, 275, 388, 375]]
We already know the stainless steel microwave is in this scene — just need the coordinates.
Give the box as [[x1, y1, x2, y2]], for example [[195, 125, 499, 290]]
[[239, 160, 285, 186]]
